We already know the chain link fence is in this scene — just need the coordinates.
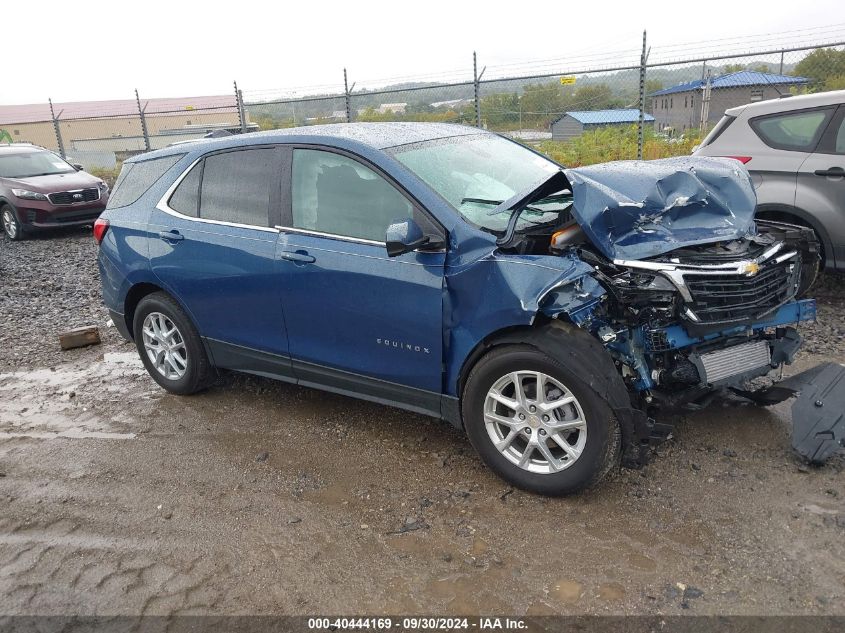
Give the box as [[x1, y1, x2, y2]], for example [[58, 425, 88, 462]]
[[3, 36, 844, 182]]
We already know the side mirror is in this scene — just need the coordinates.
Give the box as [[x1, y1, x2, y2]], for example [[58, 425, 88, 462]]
[[72, 163, 84, 171], [386, 219, 430, 257]]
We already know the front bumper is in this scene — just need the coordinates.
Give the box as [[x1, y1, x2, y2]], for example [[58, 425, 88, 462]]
[[608, 299, 816, 392], [10, 196, 107, 230], [24, 206, 106, 229]]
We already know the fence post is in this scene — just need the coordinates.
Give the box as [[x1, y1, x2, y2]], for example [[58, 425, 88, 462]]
[[473, 52, 482, 128], [779, 50, 785, 75], [344, 68, 352, 123], [135, 89, 151, 152], [48, 98, 65, 158], [234, 81, 247, 133], [637, 30, 647, 160]]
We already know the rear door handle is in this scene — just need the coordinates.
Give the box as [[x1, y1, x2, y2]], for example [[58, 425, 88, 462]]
[[158, 230, 185, 242], [814, 167, 845, 177], [279, 250, 316, 264]]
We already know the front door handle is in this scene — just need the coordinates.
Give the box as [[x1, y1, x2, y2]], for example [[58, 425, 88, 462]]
[[279, 250, 316, 264], [814, 167, 845, 177], [158, 230, 185, 242]]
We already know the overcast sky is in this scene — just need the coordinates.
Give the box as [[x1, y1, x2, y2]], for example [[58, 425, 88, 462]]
[[5, 0, 843, 105]]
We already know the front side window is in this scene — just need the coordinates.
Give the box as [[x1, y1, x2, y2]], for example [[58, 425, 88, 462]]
[[291, 149, 419, 242], [0, 149, 75, 178], [391, 134, 567, 232], [751, 108, 833, 152], [200, 149, 275, 227]]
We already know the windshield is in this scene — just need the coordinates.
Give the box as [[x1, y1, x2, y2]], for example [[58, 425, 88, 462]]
[[391, 134, 570, 232], [0, 150, 76, 178]]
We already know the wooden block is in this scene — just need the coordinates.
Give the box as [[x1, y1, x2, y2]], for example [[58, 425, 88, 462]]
[[59, 326, 101, 350]]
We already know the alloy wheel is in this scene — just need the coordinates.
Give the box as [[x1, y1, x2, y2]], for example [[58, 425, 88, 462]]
[[483, 370, 587, 474], [141, 312, 188, 380], [2, 208, 17, 239]]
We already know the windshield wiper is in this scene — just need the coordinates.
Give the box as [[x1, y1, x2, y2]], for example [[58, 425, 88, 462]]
[[462, 197, 549, 216]]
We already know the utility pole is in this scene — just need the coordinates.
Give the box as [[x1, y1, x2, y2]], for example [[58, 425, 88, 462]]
[[135, 89, 151, 152], [637, 30, 648, 160], [699, 70, 712, 134], [48, 98, 65, 158]]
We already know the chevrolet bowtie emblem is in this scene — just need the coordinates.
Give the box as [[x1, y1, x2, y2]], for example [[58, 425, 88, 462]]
[[742, 262, 760, 276]]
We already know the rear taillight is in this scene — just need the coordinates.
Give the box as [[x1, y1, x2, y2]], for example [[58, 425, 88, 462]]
[[93, 218, 110, 244], [721, 156, 752, 164]]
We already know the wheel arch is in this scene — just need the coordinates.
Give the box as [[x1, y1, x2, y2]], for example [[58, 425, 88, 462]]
[[755, 203, 834, 268], [454, 324, 540, 403], [123, 282, 185, 341]]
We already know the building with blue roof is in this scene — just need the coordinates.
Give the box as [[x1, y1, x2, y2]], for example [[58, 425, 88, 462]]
[[650, 71, 809, 133], [550, 108, 655, 141]]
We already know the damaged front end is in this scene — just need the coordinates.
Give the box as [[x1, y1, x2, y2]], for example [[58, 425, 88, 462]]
[[507, 157, 837, 466]]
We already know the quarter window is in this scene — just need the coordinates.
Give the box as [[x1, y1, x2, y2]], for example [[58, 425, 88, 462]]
[[168, 162, 201, 217], [750, 108, 833, 152], [200, 149, 275, 227], [107, 154, 183, 209], [291, 149, 418, 242]]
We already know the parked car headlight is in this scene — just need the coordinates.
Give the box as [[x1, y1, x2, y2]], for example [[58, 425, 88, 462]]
[[97, 181, 109, 194], [11, 189, 48, 201]]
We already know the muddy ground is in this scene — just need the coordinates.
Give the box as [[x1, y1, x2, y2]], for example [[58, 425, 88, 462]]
[[0, 230, 844, 617]]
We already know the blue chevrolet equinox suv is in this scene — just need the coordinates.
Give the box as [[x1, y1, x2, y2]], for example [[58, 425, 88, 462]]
[[97, 122, 832, 495]]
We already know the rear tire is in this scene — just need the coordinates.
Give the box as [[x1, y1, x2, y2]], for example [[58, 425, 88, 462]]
[[462, 343, 620, 496], [2, 205, 25, 241], [133, 292, 212, 395]]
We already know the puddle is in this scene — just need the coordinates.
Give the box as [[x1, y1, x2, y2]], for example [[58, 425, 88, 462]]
[[597, 582, 626, 601], [0, 353, 152, 441], [550, 580, 583, 604]]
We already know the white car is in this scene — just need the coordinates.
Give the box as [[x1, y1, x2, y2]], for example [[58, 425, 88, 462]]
[[695, 90, 845, 270]]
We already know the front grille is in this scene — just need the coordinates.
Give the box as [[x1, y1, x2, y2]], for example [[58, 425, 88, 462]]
[[48, 188, 100, 205], [684, 259, 799, 326]]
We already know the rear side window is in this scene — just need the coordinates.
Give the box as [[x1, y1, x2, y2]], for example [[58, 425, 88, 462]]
[[750, 108, 834, 152], [199, 149, 275, 227], [107, 154, 183, 209]]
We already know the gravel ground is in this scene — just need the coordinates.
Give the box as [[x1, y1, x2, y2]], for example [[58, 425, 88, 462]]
[[1, 230, 844, 617]]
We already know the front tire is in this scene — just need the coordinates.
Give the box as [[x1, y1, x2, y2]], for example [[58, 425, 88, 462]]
[[462, 344, 620, 496], [2, 205, 25, 241], [133, 292, 212, 395]]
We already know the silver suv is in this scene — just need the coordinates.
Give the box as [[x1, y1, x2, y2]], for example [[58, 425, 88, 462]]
[[695, 90, 845, 270]]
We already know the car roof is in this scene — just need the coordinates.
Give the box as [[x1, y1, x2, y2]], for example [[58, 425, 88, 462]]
[[725, 89, 845, 117], [0, 144, 48, 154], [127, 122, 485, 163]]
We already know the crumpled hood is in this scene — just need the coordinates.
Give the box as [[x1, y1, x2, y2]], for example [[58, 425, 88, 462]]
[[564, 156, 757, 261]]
